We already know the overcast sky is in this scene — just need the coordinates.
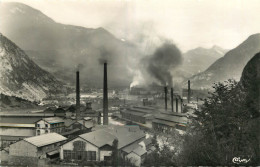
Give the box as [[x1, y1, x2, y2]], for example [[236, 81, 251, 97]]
[[2, 0, 260, 51]]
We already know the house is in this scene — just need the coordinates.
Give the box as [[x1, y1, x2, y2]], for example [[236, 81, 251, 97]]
[[35, 117, 65, 136], [60, 125, 146, 163], [9, 133, 67, 158]]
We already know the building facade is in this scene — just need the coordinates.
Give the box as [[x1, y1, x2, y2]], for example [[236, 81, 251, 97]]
[[35, 117, 65, 136], [9, 133, 67, 158]]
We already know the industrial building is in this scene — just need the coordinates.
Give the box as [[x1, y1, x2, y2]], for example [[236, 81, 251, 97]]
[[60, 125, 146, 163], [9, 133, 67, 158], [0, 123, 35, 149], [120, 106, 157, 125], [152, 112, 188, 132]]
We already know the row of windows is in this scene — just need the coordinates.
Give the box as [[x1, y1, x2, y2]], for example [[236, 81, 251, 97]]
[[63, 150, 96, 161], [37, 124, 49, 128]]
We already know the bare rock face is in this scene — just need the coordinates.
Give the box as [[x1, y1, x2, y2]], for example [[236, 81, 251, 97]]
[[0, 33, 62, 101]]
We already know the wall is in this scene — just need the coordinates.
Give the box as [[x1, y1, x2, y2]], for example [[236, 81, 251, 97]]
[[60, 137, 99, 161], [0, 127, 35, 137], [126, 152, 141, 167], [9, 140, 37, 157], [36, 120, 50, 136], [100, 150, 112, 161]]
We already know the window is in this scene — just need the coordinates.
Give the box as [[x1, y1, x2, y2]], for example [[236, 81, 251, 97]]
[[45, 124, 48, 128], [64, 150, 71, 159], [37, 124, 40, 127], [87, 151, 96, 161], [45, 130, 48, 133], [37, 130, 40, 135]]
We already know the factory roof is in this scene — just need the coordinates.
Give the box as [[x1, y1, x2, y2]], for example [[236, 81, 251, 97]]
[[24, 133, 67, 147], [132, 146, 147, 156], [0, 123, 35, 128], [79, 125, 145, 149], [122, 110, 146, 117], [155, 114, 188, 124], [42, 117, 64, 124], [152, 119, 176, 127], [160, 111, 187, 117], [79, 130, 116, 148], [122, 143, 139, 154], [143, 137, 152, 146]]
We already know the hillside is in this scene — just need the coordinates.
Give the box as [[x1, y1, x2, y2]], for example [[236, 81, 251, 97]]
[[188, 33, 260, 89], [0, 2, 141, 87], [182, 45, 227, 76], [0, 33, 63, 101]]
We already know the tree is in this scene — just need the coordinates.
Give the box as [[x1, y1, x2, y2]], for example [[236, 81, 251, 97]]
[[178, 80, 259, 165]]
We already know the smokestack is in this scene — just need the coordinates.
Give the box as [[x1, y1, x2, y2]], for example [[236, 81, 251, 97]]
[[180, 98, 183, 113], [171, 88, 174, 112], [164, 86, 168, 111], [176, 96, 178, 113], [188, 80, 191, 103], [76, 70, 80, 120], [103, 62, 108, 125]]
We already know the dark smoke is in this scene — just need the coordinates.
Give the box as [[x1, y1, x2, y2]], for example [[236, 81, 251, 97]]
[[142, 42, 182, 87], [98, 46, 114, 65], [76, 64, 84, 71]]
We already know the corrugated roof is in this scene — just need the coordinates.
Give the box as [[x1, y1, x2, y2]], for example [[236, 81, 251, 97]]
[[24, 133, 67, 147], [133, 146, 147, 156], [143, 138, 152, 146], [122, 143, 139, 154], [122, 110, 146, 117], [79, 130, 116, 148], [152, 119, 176, 127], [0, 123, 35, 128], [43, 117, 64, 124], [79, 126, 145, 149], [155, 114, 188, 124]]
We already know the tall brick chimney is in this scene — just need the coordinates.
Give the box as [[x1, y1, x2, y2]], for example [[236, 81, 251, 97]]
[[76, 70, 80, 120], [188, 80, 191, 103], [171, 88, 174, 112], [103, 62, 108, 125], [164, 86, 167, 111]]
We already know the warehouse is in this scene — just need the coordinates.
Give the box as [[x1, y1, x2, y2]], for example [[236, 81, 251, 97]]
[[60, 125, 146, 162], [152, 112, 188, 132], [121, 106, 157, 124], [9, 133, 67, 158], [0, 123, 35, 149]]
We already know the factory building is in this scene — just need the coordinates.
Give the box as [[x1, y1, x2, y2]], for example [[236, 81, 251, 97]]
[[120, 106, 157, 125], [9, 133, 67, 158], [35, 117, 65, 136], [0, 123, 35, 149], [152, 112, 188, 132], [60, 125, 146, 164]]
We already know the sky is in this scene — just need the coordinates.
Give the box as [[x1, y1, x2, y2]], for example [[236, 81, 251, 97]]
[[1, 0, 260, 52]]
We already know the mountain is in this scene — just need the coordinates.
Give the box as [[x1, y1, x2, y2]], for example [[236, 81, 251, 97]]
[[0, 93, 38, 109], [188, 33, 260, 89], [0, 33, 63, 101], [0, 2, 141, 87], [182, 45, 228, 75]]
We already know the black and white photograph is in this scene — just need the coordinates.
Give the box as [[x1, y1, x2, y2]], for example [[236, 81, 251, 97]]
[[0, 0, 259, 166]]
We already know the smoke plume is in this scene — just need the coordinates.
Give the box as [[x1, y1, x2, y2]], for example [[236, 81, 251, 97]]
[[141, 42, 183, 87]]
